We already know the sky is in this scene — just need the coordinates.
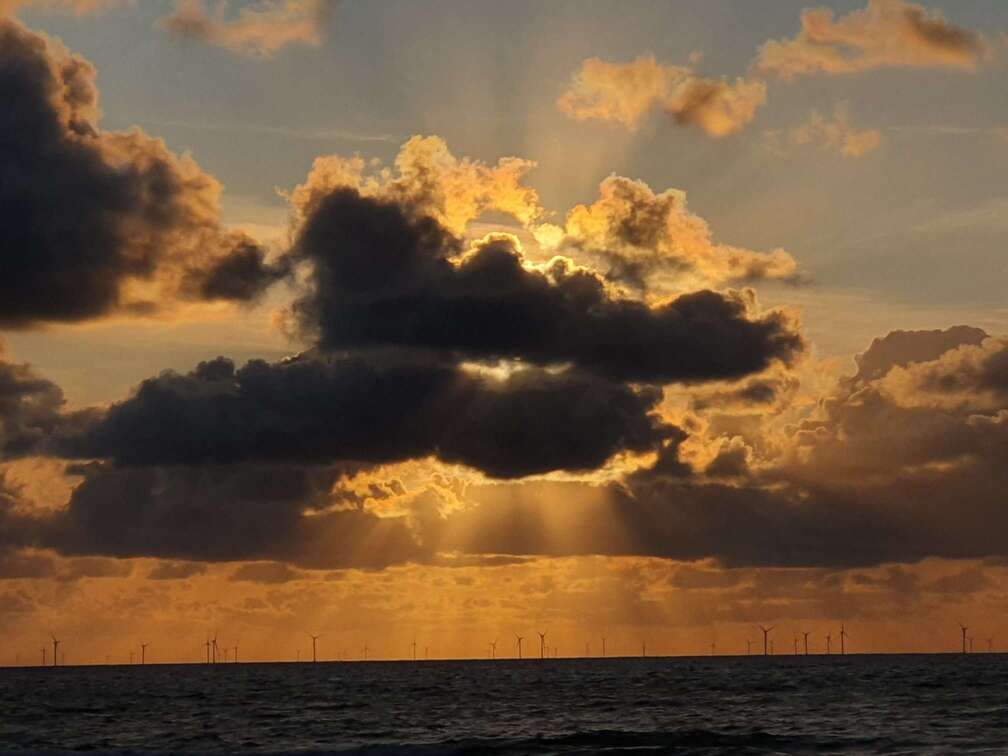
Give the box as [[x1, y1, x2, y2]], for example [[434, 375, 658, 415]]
[[1, 0, 1008, 664]]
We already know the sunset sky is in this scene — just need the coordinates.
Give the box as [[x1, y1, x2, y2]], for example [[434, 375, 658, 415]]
[[2, 0, 1008, 664]]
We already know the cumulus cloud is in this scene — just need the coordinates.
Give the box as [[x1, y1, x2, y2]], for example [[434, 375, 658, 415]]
[[160, 0, 336, 57], [0, 18, 287, 328], [771, 103, 883, 158], [558, 55, 766, 137], [287, 190, 802, 381], [755, 0, 989, 78], [69, 354, 673, 479], [289, 135, 543, 236], [535, 175, 798, 291]]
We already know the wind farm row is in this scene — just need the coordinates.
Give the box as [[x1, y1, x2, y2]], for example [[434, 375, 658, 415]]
[[7, 623, 997, 667]]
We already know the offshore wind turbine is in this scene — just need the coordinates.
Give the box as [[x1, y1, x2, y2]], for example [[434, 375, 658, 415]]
[[41, 647, 46, 666], [601, 636, 607, 658], [825, 633, 832, 655], [759, 626, 773, 656], [489, 640, 496, 660], [310, 634, 320, 663], [233, 643, 238, 663], [959, 624, 968, 654], [803, 631, 811, 656], [204, 637, 212, 664], [411, 638, 417, 662], [746, 639, 751, 656], [793, 635, 799, 655], [140, 642, 148, 665], [515, 635, 523, 659], [538, 632, 547, 660], [51, 635, 60, 667], [840, 625, 849, 655]]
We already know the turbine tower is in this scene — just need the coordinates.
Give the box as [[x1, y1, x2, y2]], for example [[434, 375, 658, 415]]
[[538, 632, 547, 660], [489, 640, 496, 660], [515, 635, 523, 659], [960, 624, 968, 654], [140, 642, 148, 665], [758, 626, 773, 656], [601, 636, 607, 658], [803, 631, 811, 656], [51, 635, 60, 667], [310, 634, 320, 663], [840, 625, 849, 656], [826, 633, 832, 655]]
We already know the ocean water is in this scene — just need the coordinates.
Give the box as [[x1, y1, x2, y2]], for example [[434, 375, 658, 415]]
[[2, 654, 1007, 754]]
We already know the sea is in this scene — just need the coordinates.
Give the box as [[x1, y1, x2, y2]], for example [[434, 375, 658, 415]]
[[2, 654, 1006, 754]]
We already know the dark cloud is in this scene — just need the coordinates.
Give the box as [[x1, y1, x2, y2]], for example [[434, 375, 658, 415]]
[[0, 18, 283, 328], [291, 189, 803, 383], [71, 353, 672, 479], [4, 462, 426, 569], [0, 356, 66, 457]]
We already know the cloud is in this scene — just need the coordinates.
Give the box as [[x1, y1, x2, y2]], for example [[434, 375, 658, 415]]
[[289, 135, 542, 237], [68, 354, 673, 479], [288, 190, 803, 382], [851, 325, 988, 383], [147, 560, 208, 580], [230, 561, 306, 584], [160, 0, 336, 58], [535, 175, 798, 291], [0, 18, 287, 328], [755, 0, 989, 79], [557, 55, 766, 137], [771, 103, 883, 158]]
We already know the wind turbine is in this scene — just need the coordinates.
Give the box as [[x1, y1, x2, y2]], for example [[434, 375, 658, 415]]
[[489, 640, 496, 660], [710, 641, 715, 657], [310, 634, 320, 663], [758, 626, 773, 656], [41, 647, 46, 666], [803, 631, 811, 656], [362, 643, 368, 661], [746, 639, 751, 656], [212, 634, 219, 664], [840, 625, 849, 655], [412, 638, 417, 662], [601, 636, 607, 658], [140, 642, 149, 665], [51, 635, 60, 667], [515, 635, 523, 659], [538, 632, 547, 660], [959, 624, 968, 654], [204, 637, 212, 664], [642, 640, 647, 657], [825, 633, 832, 655], [793, 635, 799, 656], [233, 642, 239, 663]]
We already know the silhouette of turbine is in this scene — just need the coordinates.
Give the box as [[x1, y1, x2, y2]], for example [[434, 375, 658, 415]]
[[840, 625, 849, 655], [538, 632, 547, 660], [140, 642, 148, 665], [515, 635, 523, 659], [960, 623, 968, 654], [51, 635, 60, 668], [758, 626, 773, 656], [803, 631, 811, 656]]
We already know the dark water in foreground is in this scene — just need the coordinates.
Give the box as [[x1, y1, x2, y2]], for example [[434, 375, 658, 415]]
[[2, 655, 1007, 754]]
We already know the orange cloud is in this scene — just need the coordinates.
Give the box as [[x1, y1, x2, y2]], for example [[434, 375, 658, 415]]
[[771, 102, 883, 158], [558, 55, 766, 138], [756, 0, 989, 78], [160, 0, 335, 58], [535, 175, 797, 291], [289, 135, 543, 236]]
